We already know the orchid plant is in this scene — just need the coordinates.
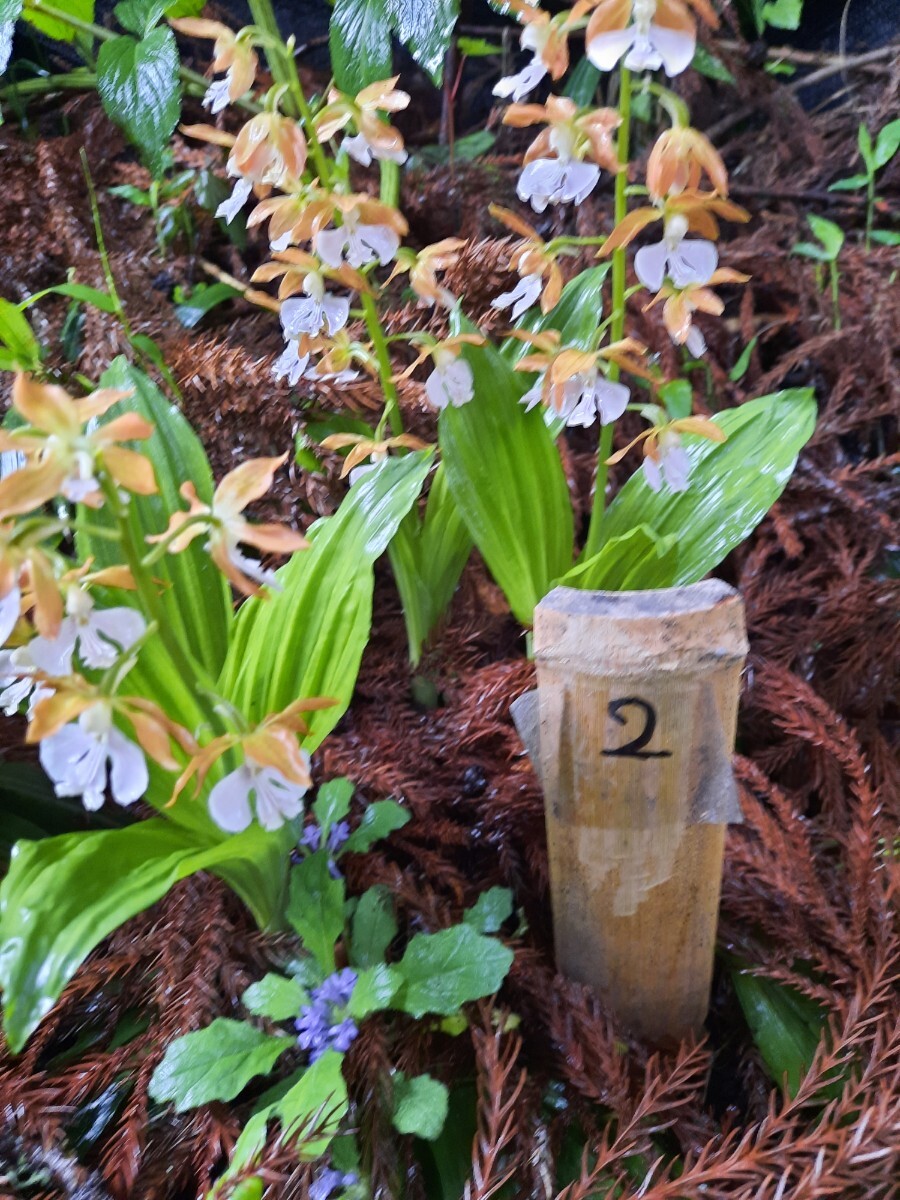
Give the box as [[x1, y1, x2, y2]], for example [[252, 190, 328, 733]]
[[148, 0, 815, 656]]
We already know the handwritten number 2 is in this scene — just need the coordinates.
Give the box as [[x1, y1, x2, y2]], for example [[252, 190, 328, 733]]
[[601, 697, 672, 759]]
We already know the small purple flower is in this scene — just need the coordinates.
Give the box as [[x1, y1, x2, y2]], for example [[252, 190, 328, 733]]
[[327, 820, 351, 853], [310, 1167, 358, 1200], [295, 968, 359, 1062], [300, 823, 322, 851]]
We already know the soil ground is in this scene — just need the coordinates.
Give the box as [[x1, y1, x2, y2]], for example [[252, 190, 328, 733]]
[[0, 32, 898, 1200]]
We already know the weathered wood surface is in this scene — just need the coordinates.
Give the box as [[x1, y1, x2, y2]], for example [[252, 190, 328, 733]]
[[531, 581, 748, 1044]]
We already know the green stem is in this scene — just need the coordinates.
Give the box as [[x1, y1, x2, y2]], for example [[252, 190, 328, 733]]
[[0, 70, 97, 101], [380, 160, 400, 208], [80, 148, 132, 340], [362, 292, 403, 438], [583, 65, 631, 560], [865, 174, 875, 252], [830, 262, 841, 331]]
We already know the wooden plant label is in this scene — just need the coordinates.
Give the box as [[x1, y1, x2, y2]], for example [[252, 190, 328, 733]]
[[524, 580, 748, 1044]]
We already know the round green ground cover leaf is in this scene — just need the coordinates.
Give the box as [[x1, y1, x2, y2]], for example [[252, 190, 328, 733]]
[[21, 0, 93, 42], [242, 974, 307, 1021], [149, 1018, 289, 1112], [397, 925, 514, 1017], [392, 1072, 449, 1140], [595, 390, 816, 585], [97, 28, 180, 176]]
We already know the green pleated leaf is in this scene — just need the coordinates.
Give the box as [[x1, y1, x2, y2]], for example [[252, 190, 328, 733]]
[[596, 390, 816, 585], [557, 524, 678, 591], [731, 971, 828, 1098], [388, 463, 472, 664], [97, 28, 180, 176], [220, 452, 432, 746], [440, 316, 572, 625], [0, 819, 287, 1052]]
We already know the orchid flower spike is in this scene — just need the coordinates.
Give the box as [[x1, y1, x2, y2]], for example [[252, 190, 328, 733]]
[[0, 375, 156, 515], [315, 77, 410, 166], [149, 455, 307, 597], [504, 97, 620, 212], [515, 335, 647, 427], [586, 0, 718, 78], [169, 18, 258, 113]]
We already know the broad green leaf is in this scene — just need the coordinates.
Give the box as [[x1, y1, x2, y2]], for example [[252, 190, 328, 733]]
[[350, 885, 398, 969], [691, 44, 735, 84], [81, 359, 231, 695], [115, 0, 169, 35], [389, 462, 472, 664], [287, 853, 345, 973], [559, 525, 678, 591], [463, 887, 513, 935], [441, 316, 572, 624], [392, 1072, 449, 1140], [149, 1018, 288, 1111], [20, 282, 117, 313], [397, 924, 514, 1018], [731, 971, 828, 1098], [174, 282, 240, 329], [729, 336, 758, 382], [313, 777, 355, 845], [213, 1051, 348, 1192], [97, 28, 180, 176], [871, 230, 900, 246], [805, 214, 844, 260], [220, 452, 432, 747], [386, 0, 458, 82], [827, 173, 868, 192], [760, 0, 802, 28], [659, 378, 693, 420], [329, 0, 392, 94], [0, 297, 41, 371], [0, 818, 288, 1052], [22, 0, 93, 42], [596, 390, 816, 586], [348, 963, 400, 1019], [874, 118, 900, 170], [242, 973, 307, 1020], [564, 55, 600, 105], [343, 799, 409, 855]]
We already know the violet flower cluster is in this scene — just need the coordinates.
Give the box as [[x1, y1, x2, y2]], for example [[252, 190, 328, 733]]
[[295, 967, 359, 1062]]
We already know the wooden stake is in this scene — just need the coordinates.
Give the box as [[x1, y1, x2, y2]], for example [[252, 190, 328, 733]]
[[530, 581, 748, 1044]]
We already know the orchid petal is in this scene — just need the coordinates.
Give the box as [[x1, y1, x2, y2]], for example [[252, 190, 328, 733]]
[[108, 728, 149, 805], [634, 240, 668, 292], [209, 764, 255, 832]]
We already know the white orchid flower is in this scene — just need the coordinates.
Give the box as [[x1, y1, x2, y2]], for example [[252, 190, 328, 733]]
[[587, 0, 700, 79], [517, 158, 600, 213], [280, 274, 350, 339], [50, 588, 146, 672], [642, 429, 692, 492], [0, 583, 20, 647], [424, 351, 474, 411], [40, 702, 148, 811], [208, 751, 310, 833], [215, 176, 253, 225], [315, 212, 400, 270], [492, 273, 543, 320], [342, 131, 407, 167], [634, 214, 717, 292]]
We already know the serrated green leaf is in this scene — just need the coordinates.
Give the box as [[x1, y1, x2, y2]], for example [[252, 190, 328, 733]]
[[0, 819, 287, 1052], [389, 462, 472, 664], [348, 963, 400, 1018], [397, 925, 513, 1017], [114, 0, 167, 35], [242, 973, 307, 1020], [97, 28, 180, 176], [149, 1018, 288, 1111], [596, 391, 816, 586], [560, 525, 678, 591], [329, 0, 392, 94], [392, 1072, 449, 1140], [313, 777, 355, 845], [220, 452, 432, 748], [287, 853, 345, 973], [387, 0, 458, 82], [463, 887, 513, 934], [874, 118, 900, 170], [22, 0, 92, 42], [441, 316, 572, 624], [0, 297, 41, 371], [343, 799, 409, 855], [350, 885, 398, 968]]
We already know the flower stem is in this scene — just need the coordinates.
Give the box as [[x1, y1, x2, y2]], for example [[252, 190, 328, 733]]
[[363, 292, 403, 438], [583, 65, 631, 561]]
